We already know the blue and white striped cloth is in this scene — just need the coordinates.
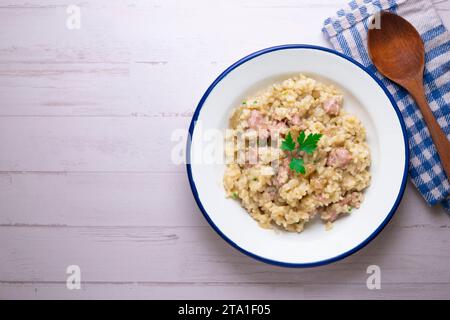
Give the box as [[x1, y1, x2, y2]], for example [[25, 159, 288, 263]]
[[322, 0, 450, 212]]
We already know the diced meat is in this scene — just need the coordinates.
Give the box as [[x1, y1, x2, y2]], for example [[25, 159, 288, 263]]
[[327, 148, 352, 168], [281, 157, 291, 168], [248, 110, 264, 129], [340, 192, 362, 208], [327, 210, 339, 222], [271, 120, 288, 132], [291, 114, 301, 126], [340, 195, 352, 206], [268, 121, 288, 139], [321, 192, 363, 223], [323, 98, 340, 116], [320, 206, 339, 222], [275, 167, 288, 186], [289, 115, 307, 130]]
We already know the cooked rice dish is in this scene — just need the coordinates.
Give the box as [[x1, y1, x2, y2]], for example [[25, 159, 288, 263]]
[[223, 74, 371, 232]]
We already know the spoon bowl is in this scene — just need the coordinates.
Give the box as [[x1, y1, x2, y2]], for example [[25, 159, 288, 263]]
[[368, 12, 425, 83]]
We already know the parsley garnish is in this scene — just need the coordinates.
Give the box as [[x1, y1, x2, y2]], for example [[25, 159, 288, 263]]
[[232, 192, 238, 199], [289, 158, 305, 174], [297, 131, 323, 155], [280, 131, 322, 174], [281, 132, 296, 151]]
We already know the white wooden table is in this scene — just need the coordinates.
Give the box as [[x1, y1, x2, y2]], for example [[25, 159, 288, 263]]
[[0, 0, 449, 299]]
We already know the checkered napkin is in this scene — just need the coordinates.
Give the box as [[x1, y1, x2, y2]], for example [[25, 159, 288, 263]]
[[322, 0, 450, 212]]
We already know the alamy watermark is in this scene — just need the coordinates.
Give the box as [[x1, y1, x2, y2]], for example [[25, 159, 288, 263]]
[[66, 5, 81, 30], [66, 265, 81, 290], [368, 11, 382, 30], [171, 120, 285, 169], [366, 265, 381, 290]]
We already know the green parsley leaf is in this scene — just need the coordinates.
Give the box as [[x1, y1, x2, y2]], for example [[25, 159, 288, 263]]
[[281, 132, 296, 151], [297, 131, 306, 147], [280, 131, 322, 175], [348, 206, 353, 212], [289, 158, 305, 174], [298, 132, 323, 154], [232, 192, 238, 199]]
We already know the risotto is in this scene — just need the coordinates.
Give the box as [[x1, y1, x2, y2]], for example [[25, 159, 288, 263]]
[[223, 74, 371, 232]]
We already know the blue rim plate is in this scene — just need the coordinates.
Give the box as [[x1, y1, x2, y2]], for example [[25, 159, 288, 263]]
[[186, 44, 409, 268]]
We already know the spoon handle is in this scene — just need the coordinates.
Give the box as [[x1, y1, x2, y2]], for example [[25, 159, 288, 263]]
[[407, 79, 450, 180]]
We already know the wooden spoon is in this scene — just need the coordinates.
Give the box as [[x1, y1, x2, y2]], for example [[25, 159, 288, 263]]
[[368, 11, 450, 180]]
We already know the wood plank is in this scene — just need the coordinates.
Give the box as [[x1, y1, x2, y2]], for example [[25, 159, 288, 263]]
[[305, 283, 450, 299], [0, 0, 443, 65], [1, 282, 449, 299], [0, 174, 447, 227], [0, 282, 306, 300], [0, 222, 449, 284], [0, 117, 189, 172], [0, 172, 206, 227], [0, 1, 339, 117], [0, 62, 211, 117], [0, 2, 336, 63]]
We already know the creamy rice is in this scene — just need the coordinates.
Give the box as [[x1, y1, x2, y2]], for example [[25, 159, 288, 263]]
[[223, 74, 371, 232]]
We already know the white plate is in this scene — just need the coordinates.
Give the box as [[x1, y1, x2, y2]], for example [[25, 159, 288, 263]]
[[187, 45, 408, 267]]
